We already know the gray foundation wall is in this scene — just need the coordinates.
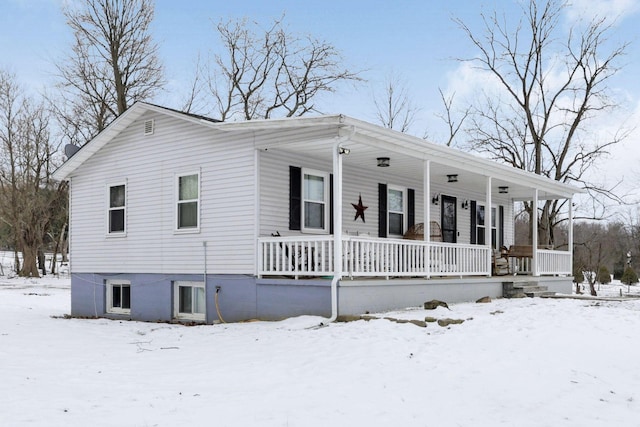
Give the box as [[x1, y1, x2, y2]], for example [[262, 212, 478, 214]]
[[337, 278, 504, 316], [70, 273, 331, 323]]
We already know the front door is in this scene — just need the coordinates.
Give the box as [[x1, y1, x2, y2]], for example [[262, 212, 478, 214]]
[[441, 195, 457, 243]]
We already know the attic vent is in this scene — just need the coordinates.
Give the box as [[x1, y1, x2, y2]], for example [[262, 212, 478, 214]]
[[144, 119, 154, 135]]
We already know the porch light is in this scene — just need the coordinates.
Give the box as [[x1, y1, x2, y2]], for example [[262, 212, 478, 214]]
[[339, 147, 350, 155], [377, 157, 390, 167], [447, 174, 458, 183], [499, 186, 509, 194], [432, 194, 440, 205], [461, 200, 469, 210]]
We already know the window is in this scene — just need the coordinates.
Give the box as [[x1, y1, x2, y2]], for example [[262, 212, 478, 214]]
[[476, 204, 497, 249], [173, 281, 205, 321], [302, 169, 329, 232], [106, 280, 131, 314], [108, 183, 126, 234], [388, 187, 406, 236], [176, 172, 199, 230]]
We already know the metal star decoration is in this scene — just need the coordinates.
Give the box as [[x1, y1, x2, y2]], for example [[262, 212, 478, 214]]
[[351, 194, 368, 222]]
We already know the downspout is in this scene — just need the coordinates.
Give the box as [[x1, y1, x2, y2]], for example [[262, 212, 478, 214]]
[[326, 126, 354, 323]]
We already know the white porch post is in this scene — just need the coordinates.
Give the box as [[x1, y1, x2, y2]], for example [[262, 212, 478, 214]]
[[423, 160, 431, 241], [486, 176, 492, 277], [424, 160, 431, 278], [532, 189, 539, 277], [568, 197, 574, 270]]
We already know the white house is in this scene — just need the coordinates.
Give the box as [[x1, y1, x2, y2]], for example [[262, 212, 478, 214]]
[[53, 102, 580, 323]]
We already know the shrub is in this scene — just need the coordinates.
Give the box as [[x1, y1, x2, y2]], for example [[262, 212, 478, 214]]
[[596, 266, 611, 284], [621, 266, 639, 285], [613, 261, 625, 280]]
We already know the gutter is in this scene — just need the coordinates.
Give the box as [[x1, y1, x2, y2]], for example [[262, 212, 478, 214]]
[[325, 125, 355, 323]]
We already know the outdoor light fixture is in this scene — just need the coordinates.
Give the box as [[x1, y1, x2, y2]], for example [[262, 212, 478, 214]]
[[447, 174, 458, 183], [432, 194, 440, 205], [377, 157, 390, 167], [461, 200, 469, 210], [499, 186, 509, 194], [339, 147, 350, 155]]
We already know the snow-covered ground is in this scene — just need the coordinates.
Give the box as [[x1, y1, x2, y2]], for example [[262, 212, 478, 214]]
[[1, 276, 640, 426]]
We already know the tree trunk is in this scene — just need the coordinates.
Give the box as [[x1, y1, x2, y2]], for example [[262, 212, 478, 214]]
[[20, 246, 40, 278], [38, 249, 46, 276], [60, 223, 68, 263]]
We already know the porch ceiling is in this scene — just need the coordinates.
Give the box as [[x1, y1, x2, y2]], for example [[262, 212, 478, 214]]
[[252, 116, 581, 200]]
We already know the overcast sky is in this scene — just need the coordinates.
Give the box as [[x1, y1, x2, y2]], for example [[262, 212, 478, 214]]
[[2, 0, 640, 203]]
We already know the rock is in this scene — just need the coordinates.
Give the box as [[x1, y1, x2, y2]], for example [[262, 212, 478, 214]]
[[423, 300, 450, 310], [437, 318, 465, 327], [476, 296, 492, 303], [336, 315, 362, 322], [424, 316, 438, 323], [408, 320, 427, 328]]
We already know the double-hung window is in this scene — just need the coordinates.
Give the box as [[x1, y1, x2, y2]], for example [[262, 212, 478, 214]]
[[388, 186, 406, 237], [176, 172, 200, 231], [108, 183, 126, 234], [302, 169, 329, 233], [476, 204, 497, 249], [106, 280, 131, 314], [173, 281, 205, 321]]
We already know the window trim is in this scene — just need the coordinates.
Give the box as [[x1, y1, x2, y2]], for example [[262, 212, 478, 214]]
[[387, 185, 407, 237], [175, 171, 201, 233], [173, 281, 206, 322], [106, 280, 131, 315], [301, 168, 330, 234], [476, 203, 499, 249], [106, 181, 127, 236]]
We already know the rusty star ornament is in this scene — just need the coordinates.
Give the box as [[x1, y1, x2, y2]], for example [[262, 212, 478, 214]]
[[351, 194, 368, 222]]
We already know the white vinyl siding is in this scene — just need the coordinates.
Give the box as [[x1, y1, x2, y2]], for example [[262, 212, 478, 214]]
[[258, 149, 515, 246], [68, 112, 256, 275]]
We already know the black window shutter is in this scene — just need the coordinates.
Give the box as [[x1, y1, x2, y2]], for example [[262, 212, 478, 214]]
[[499, 205, 504, 248], [470, 200, 477, 244], [378, 183, 387, 238], [407, 188, 415, 229], [329, 174, 334, 234], [289, 166, 301, 230]]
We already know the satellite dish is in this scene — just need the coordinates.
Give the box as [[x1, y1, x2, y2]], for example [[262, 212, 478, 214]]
[[64, 144, 80, 158]]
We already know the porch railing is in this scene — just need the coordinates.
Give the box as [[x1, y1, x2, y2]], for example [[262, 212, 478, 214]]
[[510, 249, 572, 276], [258, 235, 491, 279], [536, 249, 572, 275], [259, 235, 335, 279]]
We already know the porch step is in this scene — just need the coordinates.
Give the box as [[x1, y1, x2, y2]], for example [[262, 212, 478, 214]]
[[502, 281, 554, 299]]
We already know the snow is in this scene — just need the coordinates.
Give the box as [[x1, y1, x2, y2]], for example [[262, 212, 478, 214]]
[[2, 276, 640, 426]]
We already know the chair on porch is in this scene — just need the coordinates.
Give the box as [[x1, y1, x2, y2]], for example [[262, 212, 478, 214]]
[[403, 221, 443, 242]]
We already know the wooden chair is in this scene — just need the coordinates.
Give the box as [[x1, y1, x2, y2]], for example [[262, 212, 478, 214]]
[[403, 221, 443, 242]]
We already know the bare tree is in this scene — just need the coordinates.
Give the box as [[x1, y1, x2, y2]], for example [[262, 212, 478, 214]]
[[372, 71, 420, 133], [192, 16, 362, 120], [56, 0, 164, 143], [0, 70, 65, 277], [455, 0, 629, 245], [436, 88, 470, 146]]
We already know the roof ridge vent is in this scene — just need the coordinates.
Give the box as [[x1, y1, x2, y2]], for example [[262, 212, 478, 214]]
[[144, 119, 154, 135]]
